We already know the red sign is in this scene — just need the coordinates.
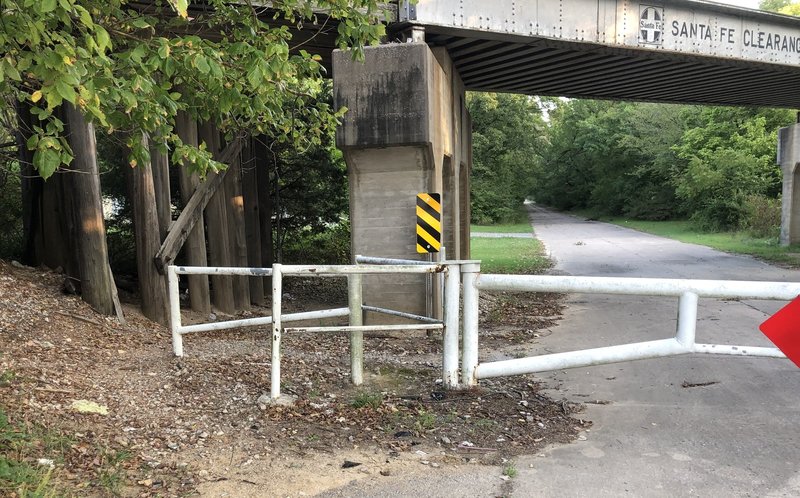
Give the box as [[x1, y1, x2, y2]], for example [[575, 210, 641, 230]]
[[759, 296, 800, 369]]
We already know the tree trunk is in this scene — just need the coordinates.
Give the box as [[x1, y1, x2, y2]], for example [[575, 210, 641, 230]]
[[175, 111, 211, 314], [224, 146, 251, 310], [16, 101, 43, 267], [62, 103, 117, 317], [241, 138, 265, 305], [254, 136, 274, 296], [199, 121, 235, 314], [150, 145, 172, 242], [127, 133, 169, 325]]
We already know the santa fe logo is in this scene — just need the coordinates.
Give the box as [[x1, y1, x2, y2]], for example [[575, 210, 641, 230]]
[[639, 5, 664, 45]]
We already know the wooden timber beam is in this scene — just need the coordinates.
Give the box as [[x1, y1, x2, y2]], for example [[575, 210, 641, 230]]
[[154, 138, 244, 273]]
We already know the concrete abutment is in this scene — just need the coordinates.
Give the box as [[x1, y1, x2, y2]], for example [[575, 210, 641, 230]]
[[334, 43, 471, 321], [780, 124, 800, 246]]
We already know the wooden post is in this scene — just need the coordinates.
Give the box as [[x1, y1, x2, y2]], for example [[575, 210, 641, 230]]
[[224, 145, 251, 310], [199, 121, 235, 314], [241, 138, 265, 305], [175, 111, 211, 314], [254, 136, 274, 296], [127, 133, 169, 325], [150, 145, 172, 242], [62, 103, 119, 317]]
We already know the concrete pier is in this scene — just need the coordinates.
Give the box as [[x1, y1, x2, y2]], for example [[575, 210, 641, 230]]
[[779, 124, 800, 246], [334, 43, 471, 321]]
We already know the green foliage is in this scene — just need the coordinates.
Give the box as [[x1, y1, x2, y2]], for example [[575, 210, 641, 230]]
[[502, 462, 518, 478], [281, 219, 351, 265], [536, 99, 793, 233], [759, 0, 800, 15], [673, 106, 789, 231], [742, 194, 782, 238], [0, 0, 388, 179], [536, 100, 685, 220], [468, 93, 546, 224], [0, 407, 58, 497], [351, 392, 383, 409]]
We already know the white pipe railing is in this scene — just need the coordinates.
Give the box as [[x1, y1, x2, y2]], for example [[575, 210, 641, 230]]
[[461, 271, 796, 385], [268, 262, 454, 400], [167, 265, 349, 356]]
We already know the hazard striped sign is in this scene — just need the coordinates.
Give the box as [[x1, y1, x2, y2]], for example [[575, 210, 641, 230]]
[[416, 193, 441, 253]]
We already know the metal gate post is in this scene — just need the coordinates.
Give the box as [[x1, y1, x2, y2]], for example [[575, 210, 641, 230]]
[[461, 262, 481, 386], [443, 262, 461, 388], [168, 266, 183, 357], [676, 291, 699, 348], [348, 273, 364, 386], [270, 264, 283, 399]]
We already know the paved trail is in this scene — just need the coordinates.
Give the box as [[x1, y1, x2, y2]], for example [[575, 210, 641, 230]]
[[512, 205, 800, 497], [322, 206, 800, 497]]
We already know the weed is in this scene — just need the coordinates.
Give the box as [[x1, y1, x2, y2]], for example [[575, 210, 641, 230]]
[[414, 410, 436, 431], [502, 463, 518, 478], [351, 392, 383, 409], [0, 370, 15, 386], [474, 418, 497, 430], [97, 448, 131, 495], [0, 408, 59, 497], [307, 434, 320, 443]]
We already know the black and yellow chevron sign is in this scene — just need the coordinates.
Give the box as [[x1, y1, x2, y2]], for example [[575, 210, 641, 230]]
[[416, 193, 441, 253]]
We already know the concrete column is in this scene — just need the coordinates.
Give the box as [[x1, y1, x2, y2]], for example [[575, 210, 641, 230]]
[[334, 43, 472, 321], [779, 124, 800, 246]]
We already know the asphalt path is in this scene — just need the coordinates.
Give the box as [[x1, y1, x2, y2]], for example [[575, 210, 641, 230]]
[[322, 205, 800, 497], [511, 205, 800, 497]]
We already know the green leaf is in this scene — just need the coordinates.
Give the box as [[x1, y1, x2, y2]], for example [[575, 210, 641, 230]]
[[34, 148, 62, 179], [95, 26, 110, 52], [195, 54, 210, 74], [40, 0, 57, 13], [74, 5, 93, 28], [172, 0, 189, 18], [55, 80, 76, 104], [3, 61, 21, 82]]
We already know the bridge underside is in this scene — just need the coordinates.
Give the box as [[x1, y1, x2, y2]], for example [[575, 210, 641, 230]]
[[423, 30, 800, 108]]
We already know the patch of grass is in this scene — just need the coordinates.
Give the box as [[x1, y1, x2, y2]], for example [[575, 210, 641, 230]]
[[350, 392, 383, 409], [595, 217, 800, 267], [0, 370, 15, 386], [471, 223, 532, 234], [470, 237, 551, 274], [414, 410, 436, 431], [97, 448, 131, 495], [502, 462, 518, 478], [0, 408, 60, 497]]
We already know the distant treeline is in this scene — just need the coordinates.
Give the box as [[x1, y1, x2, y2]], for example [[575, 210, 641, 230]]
[[468, 93, 796, 237]]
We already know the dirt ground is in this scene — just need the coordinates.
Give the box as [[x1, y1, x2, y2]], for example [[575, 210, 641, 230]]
[[0, 260, 588, 497]]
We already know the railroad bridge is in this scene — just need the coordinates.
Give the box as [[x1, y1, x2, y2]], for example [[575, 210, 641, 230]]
[[334, 0, 800, 319]]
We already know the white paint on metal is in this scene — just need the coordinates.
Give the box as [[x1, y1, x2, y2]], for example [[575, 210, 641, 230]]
[[285, 324, 444, 333], [168, 266, 183, 357], [443, 260, 461, 388], [362, 305, 443, 324], [356, 255, 432, 265], [461, 262, 481, 386], [279, 264, 444, 275], [177, 308, 351, 335], [348, 274, 364, 386], [271, 264, 283, 399], [477, 274, 800, 300], [477, 338, 689, 379], [468, 273, 790, 382]]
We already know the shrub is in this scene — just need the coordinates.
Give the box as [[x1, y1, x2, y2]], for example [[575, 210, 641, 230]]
[[742, 194, 781, 238]]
